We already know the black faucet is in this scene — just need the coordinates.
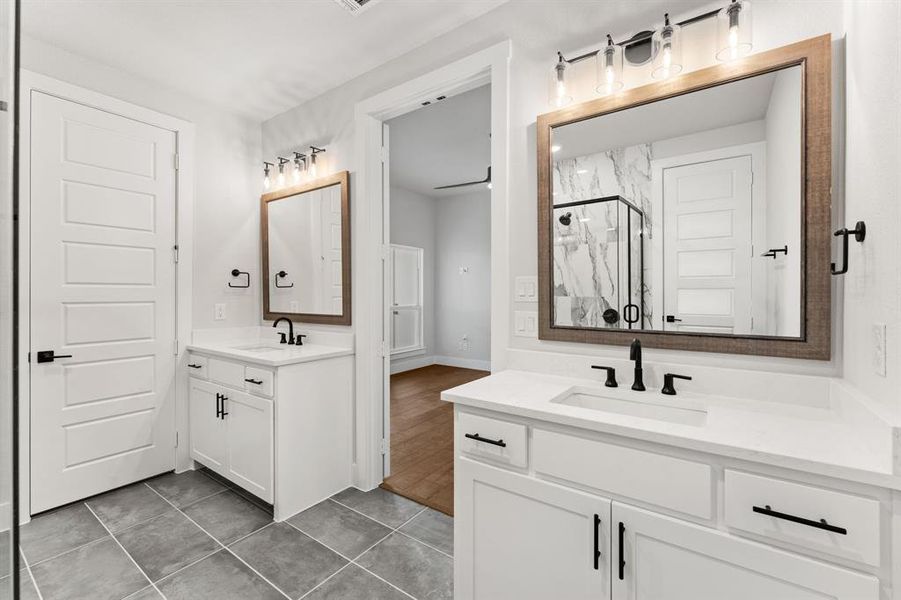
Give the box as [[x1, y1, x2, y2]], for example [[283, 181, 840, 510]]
[[272, 317, 295, 345], [630, 339, 645, 391]]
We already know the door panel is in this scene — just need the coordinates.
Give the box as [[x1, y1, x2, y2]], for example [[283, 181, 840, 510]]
[[224, 391, 273, 503], [663, 156, 752, 334], [612, 502, 878, 600], [457, 459, 610, 600], [188, 380, 226, 472], [29, 91, 177, 512]]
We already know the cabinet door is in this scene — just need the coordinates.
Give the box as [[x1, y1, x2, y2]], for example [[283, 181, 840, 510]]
[[223, 390, 273, 503], [188, 379, 226, 472], [612, 502, 878, 600], [456, 458, 610, 600]]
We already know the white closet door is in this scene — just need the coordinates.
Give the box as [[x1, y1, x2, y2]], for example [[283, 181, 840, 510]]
[[390, 245, 423, 354], [662, 155, 753, 334], [29, 91, 177, 512]]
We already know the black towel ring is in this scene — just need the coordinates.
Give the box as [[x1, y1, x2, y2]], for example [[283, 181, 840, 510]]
[[275, 270, 294, 288], [830, 221, 866, 276], [229, 269, 250, 288]]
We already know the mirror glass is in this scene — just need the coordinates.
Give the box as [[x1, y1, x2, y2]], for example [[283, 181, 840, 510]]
[[550, 65, 802, 337], [266, 182, 345, 316]]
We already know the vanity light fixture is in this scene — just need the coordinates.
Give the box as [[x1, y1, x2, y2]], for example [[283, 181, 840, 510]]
[[292, 152, 307, 184], [309, 146, 326, 178], [716, 0, 753, 61], [596, 35, 624, 95], [547, 1, 753, 106], [262, 161, 274, 190], [651, 13, 683, 80], [549, 52, 573, 108], [276, 157, 290, 188]]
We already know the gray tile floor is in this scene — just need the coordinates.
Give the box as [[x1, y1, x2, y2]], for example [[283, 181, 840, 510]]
[[3, 470, 453, 600]]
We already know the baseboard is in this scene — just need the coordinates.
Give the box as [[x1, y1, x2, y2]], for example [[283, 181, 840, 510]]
[[390, 354, 437, 374], [432, 355, 491, 372]]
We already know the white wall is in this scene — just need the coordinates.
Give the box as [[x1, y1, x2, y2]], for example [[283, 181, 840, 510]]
[[390, 186, 437, 361], [764, 67, 803, 337], [841, 1, 901, 418], [21, 36, 262, 332], [260, 2, 901, 406], [434, 190, 492, 366]]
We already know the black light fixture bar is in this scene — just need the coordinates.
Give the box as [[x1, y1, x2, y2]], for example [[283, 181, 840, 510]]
[[557, 7, 721, 65]]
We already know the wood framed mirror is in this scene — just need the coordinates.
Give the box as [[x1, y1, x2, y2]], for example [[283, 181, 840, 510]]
[[537, 35, 831, 359], [261, 170, 351, 325]]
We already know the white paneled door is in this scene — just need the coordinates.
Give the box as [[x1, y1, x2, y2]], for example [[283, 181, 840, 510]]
[[662, 155, 753, 334], [30, 91, 177, 512]]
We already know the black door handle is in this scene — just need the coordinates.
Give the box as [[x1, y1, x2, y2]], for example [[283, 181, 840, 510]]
[[593, 514, 602, 570], [35, 350, 73, 363], [752, 505, 847, 535], [464, 433, 506, 447], [618, 521, 626, 580], [215, 393, 222, 419], [220, 396, 229, 419]]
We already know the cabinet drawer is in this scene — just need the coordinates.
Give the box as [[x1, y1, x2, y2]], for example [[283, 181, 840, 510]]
[[724, 470, 880, 567], [457, 412, 527, 469], [244, 366, 274, 397], [208, 358, 245, 389], [186, 354, 208, 379], [533, 429, 712, 519]]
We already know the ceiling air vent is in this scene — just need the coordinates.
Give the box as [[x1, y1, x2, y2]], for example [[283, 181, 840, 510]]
[[332, 0, 379, 15]]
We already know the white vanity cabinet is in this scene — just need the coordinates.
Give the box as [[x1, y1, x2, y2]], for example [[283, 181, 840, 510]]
[[188, 372, 274, 502], [454, 408, 884, 600], [186, 349, 353, 521]]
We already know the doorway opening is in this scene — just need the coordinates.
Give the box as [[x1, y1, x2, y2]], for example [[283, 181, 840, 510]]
[[380, 85, 492, 515]]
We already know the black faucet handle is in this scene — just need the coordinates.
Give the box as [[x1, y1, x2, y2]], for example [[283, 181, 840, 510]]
[[591, 365, 618, 388], [662, 373, 692, 396], [278, 332, 288, 344], [296, 334, 308, 346]]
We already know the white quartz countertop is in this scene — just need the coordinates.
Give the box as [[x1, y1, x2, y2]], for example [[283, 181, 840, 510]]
[[186, 340, 354, 367], [441, 370, 900, 490]]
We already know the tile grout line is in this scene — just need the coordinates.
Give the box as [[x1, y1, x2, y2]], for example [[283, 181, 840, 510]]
[[20, 539, 45, 600], [287, 502, 432, 600], [142, 483, 292, 600], [83, 502, 165, 600], [22, 528, 111, 571], [393, 529, 454, 560], [294, 562, 355, 600]]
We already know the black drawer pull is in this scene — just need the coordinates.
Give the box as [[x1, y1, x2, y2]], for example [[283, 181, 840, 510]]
[[244, 378, 263, 385], [618, 521, 625, 580], [593, 514, 602, 570], [464, 433, 506, 447], [215, 393, 222, 419], [188, 364, 202, 369], [752, 505, 847, 535], [220, 396, 229, 419]]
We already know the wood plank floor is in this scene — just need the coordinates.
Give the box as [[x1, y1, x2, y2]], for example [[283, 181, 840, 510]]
[[381, 364, 489, 516]]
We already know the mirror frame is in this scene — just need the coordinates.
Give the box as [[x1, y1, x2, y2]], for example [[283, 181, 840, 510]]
[[537, 34, 831, 360], [261, 170, 351, 325]]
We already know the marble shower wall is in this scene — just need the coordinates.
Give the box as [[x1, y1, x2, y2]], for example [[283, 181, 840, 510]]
[[552, 144, 653, 329]]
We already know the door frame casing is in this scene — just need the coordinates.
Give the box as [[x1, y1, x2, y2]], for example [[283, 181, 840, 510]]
[[17, 70, 195, 522], [353, 41, 511, 490]]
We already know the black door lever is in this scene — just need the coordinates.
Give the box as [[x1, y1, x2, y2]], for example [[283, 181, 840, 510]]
[[36, 350, 74, 363]]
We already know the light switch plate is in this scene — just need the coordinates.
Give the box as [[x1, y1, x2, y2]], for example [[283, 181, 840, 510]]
[[873, 323, 886, 376], [514, 311, 538, 337], [515, 276, 538, 303], [214, 303, 226, 321]]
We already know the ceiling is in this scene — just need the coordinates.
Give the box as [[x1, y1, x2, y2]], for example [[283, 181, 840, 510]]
[[553, 69, 785, 161], [21, 0, 508, 120], [388, 84, 491, 198]]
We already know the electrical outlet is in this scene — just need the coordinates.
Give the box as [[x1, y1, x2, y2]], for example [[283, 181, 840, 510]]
[[459, 335, 470, 351], [873, 323, 886, 376], [214, 303, 227, 321]]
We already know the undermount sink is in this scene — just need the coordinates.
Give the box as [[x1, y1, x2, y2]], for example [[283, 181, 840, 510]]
[[233, 344, 291, 353], [552, 386, 707, 426]]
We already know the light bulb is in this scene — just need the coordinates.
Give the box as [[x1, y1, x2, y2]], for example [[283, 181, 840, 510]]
[[263, 174, 270, 190], [551, 145, 561, 153], [277, 168, 285, 187], [728, 25, 739, 59], [486, 182, 493, 190]]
